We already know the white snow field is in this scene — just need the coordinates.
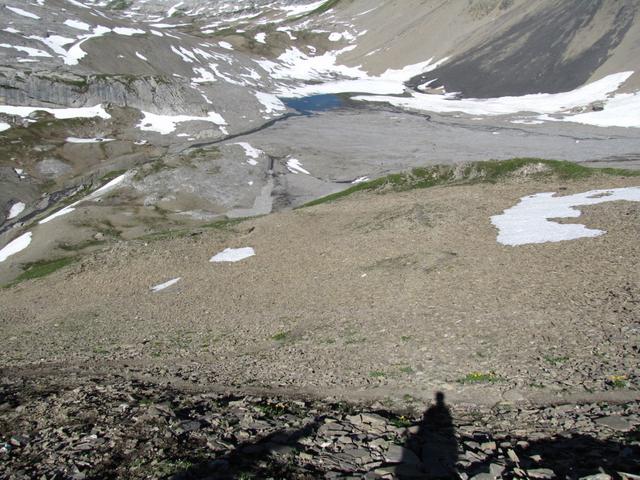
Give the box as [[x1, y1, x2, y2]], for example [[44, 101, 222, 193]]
[[354, 72, 639, 128]]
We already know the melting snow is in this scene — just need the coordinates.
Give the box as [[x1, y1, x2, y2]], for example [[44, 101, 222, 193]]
[[491, 187, 640, 246], [137, 111, 227, 135], [6, 6, 40, 20], [64, 25, 111, 65], [286, 158, 310, 175], [0, 104, 110, 120], [265, 49, 447, 98], [135, 51, 148, 61], [8, 202, 25, 219], [281, 0, 326, 17], [0, 122, 10, 132], [113, 27, 145, 36], [564, 91, 640, 128], [0, 43, 52, 57], [235, 142, 262, 165], [66, 137, 114, 143], [255, 32, 266, 44], [355, 71, 638, 128], [151, 277, 181, 292], [167, 2, 184, 17], [39, 172, 130, 224], [210, 247, 255, 263], [352, 176, 369, 184], [218, 41, 233, 50], [255, 91, 286, 114], [0, 232, 32, 262], [64, 19, 91, 31]]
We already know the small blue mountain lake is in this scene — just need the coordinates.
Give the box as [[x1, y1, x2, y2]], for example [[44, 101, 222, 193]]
[[281, 94, 345, 114]]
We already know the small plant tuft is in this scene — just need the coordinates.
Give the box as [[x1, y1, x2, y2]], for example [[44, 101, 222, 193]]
[[457, 371, 502, 384], [272, 331, 289, 341], [608, 375, 628, 389], [4, 257, 76, 288]]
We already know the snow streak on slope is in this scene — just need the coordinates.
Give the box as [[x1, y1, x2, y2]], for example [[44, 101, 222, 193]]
[[0, 232, 32, 262]]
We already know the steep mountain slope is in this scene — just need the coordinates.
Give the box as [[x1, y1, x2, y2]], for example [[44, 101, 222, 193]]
[[1, 0, 640, 282]]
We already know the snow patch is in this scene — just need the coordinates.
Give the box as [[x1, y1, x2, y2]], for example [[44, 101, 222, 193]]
[[151, 277, 181, 292], [137, 110, 227, 135], [280, 0, 326, 17], [113, 27, 145, 36], [235, 142, 262, 165], [255, 91, 286, 114], [0, 122, 10, 132], [210, 247, 255, 263], [6, 6, 40, 19], [0, 43, 52, 57], [491, 187, 640, 246], [39, 172, 130, 224], [0, 104, 110, 120], [65, 137, 114, 143], [64, 19, 91, 31], [0, 232, 32, 262], [352, 176, 369, 184], [8, 202, 25, 219], [286, 158, 310, 175]]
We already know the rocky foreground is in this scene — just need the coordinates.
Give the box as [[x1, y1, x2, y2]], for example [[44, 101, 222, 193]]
[[1, 371, 639, 480]]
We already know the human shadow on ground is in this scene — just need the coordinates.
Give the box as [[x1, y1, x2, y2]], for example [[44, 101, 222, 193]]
[[404, 391, 458, 478], [174, 391, 639, 480]]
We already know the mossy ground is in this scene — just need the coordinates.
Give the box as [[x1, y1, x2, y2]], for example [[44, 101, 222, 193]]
[[300, 158, 640, 208], [4, 257, 76, 288]]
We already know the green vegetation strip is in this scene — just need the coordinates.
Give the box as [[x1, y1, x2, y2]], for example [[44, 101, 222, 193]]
[[299, 158, 640, 208], [4, 257, 76, 288]]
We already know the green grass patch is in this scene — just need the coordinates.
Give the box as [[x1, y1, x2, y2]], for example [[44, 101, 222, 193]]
[[299, 158, 640, 209], [608, 375, 628, 389], [256, 402, 287, 418], [201, 217, 248, 230], [457, 371, 502, 384], [369, 370, 385, 378], [390, 415, 412, 428], [137, 228, 192, 242], [58, 239, 106, 251], [106, 0, 131, 10], [4, 257, 76, 288], [544, 355, 569, 366], [399, 366, 414, 374], [153, 459, 194, 477], [272, 331, 289, 341]]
